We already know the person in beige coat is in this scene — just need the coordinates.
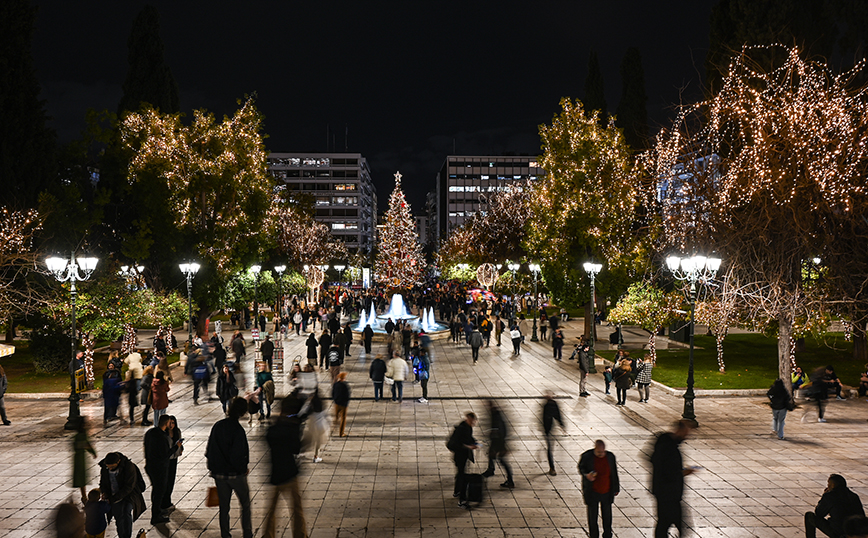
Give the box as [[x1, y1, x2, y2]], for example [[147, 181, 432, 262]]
[[386, 354, 409, 403], [123, 351, 144, 394]]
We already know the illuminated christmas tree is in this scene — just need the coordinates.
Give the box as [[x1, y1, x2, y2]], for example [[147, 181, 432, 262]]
[[375, 172, 424, 289]]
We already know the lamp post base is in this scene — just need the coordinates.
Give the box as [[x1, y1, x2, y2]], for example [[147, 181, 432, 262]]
[[64, 393, 81, 430], [531, 320, 539, 342], [681, 390, 698, 426]]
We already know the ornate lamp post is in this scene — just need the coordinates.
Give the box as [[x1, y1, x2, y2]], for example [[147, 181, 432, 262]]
[[334, 264, 346, 288], [582, 262, 603, 373], [529, 263, 541, 342], [274, 265, 286, 316], [118, 265, 145, 290], [665, 254, 722, 424], [46, 252, 99, 429], [179, 263, 200, 346], [250, 265, 262, 323]]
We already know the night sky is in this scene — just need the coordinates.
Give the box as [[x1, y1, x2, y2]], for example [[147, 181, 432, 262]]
[[32, 1, 717, 210]]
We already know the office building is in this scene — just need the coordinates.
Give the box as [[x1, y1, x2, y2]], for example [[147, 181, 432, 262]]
[[267, 152, 377, 254], [435, 155, 544, 241]]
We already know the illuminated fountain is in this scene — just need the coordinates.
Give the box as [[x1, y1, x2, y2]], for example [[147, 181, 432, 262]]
[[355, 293, 448, 337]]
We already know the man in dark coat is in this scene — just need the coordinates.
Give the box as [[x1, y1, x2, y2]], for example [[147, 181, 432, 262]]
[[384, 318, 395, 335], [578, 440, 620, 538], [212, 335, 227, 373], [231, 333, 246, 361], [206, 397, 252, 538], [328, 314, 340, 336], [318, 330, 332, 369], [363, 324, 374, 355], [263, 397, 305, 538], [542, 391, 565, 475], [651, 419, 696, 538], [98, 452, 146, 538], [260, 334, 275, 371], [342, 324, 353, 357], [482, 400, 514, 488], [369, 354, 387, 401], [447, 412, 479, 508], [143, 414, 173, 524], [805, 474, 865, 538]]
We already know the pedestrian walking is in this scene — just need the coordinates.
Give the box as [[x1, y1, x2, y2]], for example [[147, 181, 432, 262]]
[[263, 397, 307, 538], [469, 326, 483, 363], [260, 334, 275, 372], [216, 364, 239, 414], [366, 353, 387, 401], [318, 330, 331, 369], [255, 363, 275, 420], [635, 356, 653, 402], [102, 363, 122, 425], [808, 366, 830, 422], [612, 360, 631, 406], [805, 474, 865, 538], [482, 400, 514, 489], [0, 364, 9, 425], [603, 366, 612, 395], [301, 390, 329, 463], [97, 452, 146, 538], [577, 342, 591, 397], [231, 331, 246, 361], [188, 351, 211, 406], [332, 372, 350, 437], [510, 326, 522, 355], [143, 414, 173, 525], [650, 419, 697, 538], [122, 371, 139, 426], [767, 378, 791, 440], [305, 333, 318, 368], [150, 370, 170, 425], [552, 328, 564, 360], [206, 397, 253, 538], [542, 391, 565, 475], [343, 324, 353, 357], [140, 366, 154, 426], [163, 415, 183, 513], [386, 353, 409, 403], [123, 350, 144, 393], [578, 440, 620, 538], [446, 412, 480, 509], [416, 349, 430, 403], [327, 344, 342, 382], [363, 324, 373, 355], [72, 417, 96, 505]]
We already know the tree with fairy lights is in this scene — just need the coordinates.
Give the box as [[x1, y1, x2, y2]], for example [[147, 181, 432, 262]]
[[646, 45, 868, 393], [375, 172, 424, 289], [0, 208, 51, 342], [607, 282, 683, 363]]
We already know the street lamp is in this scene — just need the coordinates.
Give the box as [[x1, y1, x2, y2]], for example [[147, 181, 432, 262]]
[[582, 262, 603, 374], [665, 254, 722, 425], [179, 263, 200, 346], [507, 262, 520, 313], [334, 264, 346, 287], [274, 265, 286, 317], [529, 263, 541, 342], [46, 252, 99, 430], [250, 265, 262, 325]]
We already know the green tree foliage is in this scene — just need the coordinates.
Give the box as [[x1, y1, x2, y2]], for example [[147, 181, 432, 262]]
[[117, 5, 179, 116], [615, 47, 649, 152], [608, 282, 683, 362], [527, 98, 641, 312], [120, 97, 274, 329], [583, 51, 607, 124], [0, 0, 56, 208]]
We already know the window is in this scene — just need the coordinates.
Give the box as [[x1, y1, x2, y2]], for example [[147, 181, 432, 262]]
[[332, 222, 358, 230], [332, 196, 358, 205], [303, 157, 330, 167], [303, 170, 315, 177], [334, 183, 357, 191], [317, 170, 330, 177], [448, 186, 465, 192], [315, 196, 331, 206]]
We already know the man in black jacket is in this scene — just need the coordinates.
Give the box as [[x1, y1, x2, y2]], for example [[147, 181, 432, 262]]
[[206, 397, 252, 538], [578, 440, 620, 538], [651, 419, 696, 538], [263, 397, 305, 538], [482, 400, 514, 488], [98, 452, 146, 538], [369, 355, 387, 401], [342, 324, 353, 357], [143, 414, 174, 524], [363, 324, 374, 355], [805, 474, 865, 538], [542, 391, 565, 476], [447, 412, 479, 508], [260, 334, 275, 372]]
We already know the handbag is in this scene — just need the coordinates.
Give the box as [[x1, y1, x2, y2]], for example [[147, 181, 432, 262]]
[[384, 376, 394, 386], [206, 486, 220, 507]]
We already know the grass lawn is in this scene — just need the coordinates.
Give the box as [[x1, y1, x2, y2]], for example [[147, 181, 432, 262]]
[[596, 332, 864, 390], [2, 341, 180, 394]]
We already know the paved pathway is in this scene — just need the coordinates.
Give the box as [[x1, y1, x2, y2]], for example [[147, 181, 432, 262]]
[[1, 324, 867, 537]]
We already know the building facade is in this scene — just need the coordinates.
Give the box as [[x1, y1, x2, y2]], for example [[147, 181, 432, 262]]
[[435, 155, 544, 241], [267, 152, 377, 254]]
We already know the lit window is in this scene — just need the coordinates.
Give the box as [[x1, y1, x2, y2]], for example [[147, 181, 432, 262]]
[[334, 183, 357, 191], [331, 222, 358, 230], [315, 197, 330, 205], [481, 175, 489, 180], [448, 186, 464, 192]]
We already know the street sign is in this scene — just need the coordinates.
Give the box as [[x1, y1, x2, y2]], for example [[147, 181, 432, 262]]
[[252, 328, 260, 340]]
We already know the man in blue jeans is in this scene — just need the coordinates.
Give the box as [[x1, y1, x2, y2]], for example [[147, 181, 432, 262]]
[[98, 452, 146, 538], [206, 397, 253, 538]]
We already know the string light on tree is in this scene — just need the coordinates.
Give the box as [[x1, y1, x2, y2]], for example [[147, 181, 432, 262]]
[[375, 172, 424, 289]]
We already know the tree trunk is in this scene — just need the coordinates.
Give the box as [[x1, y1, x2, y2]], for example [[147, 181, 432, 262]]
[[648, 332, 656, 363], [716, 335, 726, 373], [584, 300, 593, 342], [853, 323, 867, 364], [778, 313, 793, 396], [4, 318, 13, 343]]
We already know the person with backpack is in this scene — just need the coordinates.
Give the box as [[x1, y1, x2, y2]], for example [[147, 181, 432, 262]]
[[188, 352, 211, 406], [415, 348, 431, 404], [469, 326, 484, 364], [98, 452, 146, 538], [447, 412, 480, 509], [327, 344, 342, 382]]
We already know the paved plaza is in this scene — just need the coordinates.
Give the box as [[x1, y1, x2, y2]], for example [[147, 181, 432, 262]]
[[2, 322, 867, 538]]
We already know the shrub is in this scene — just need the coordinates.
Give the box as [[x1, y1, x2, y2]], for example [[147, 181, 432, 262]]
[[30, 323, 70, 373]]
